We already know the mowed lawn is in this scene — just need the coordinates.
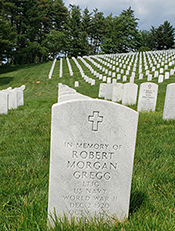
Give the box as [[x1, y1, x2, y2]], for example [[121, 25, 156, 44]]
[[0, 58, 175, 230]]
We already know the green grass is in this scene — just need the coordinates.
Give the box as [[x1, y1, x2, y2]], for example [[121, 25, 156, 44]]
[[0, 57, 175, 230]]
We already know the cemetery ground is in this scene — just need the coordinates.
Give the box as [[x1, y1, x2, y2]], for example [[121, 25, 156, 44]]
[[0, 58, 175, 230]]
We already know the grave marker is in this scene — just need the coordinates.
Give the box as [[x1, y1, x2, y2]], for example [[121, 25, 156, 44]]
[[163, 83, 175, 120], [112, 83, 123, 102], [137, 82, 158, 112], [122, 83, 138, 106], [98, 83, 107, 98], [104, 84, 113, 100], [0, 91, 8, 114], [48, 99, 139, 227]]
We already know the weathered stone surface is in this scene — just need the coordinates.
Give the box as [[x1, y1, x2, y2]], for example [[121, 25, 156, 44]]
[[98, 83, 107, 98], [0, 91, 8, 114], [58, 85, 90, 103], [163, 83, 175, 120], [122, 83, 138, 106], [137, 82, 158, 112], [112, 83, 123, 102], [104, 84, 113, 100], [8, 90, 18, 110], [48, 99, 138, 227]]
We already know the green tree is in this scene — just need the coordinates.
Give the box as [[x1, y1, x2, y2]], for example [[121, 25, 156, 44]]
[[161, 21, 174, 49], [90, 8, 105, 54], [67, 5, 89, 57], [139, 30, 155, 50], [42, 30, 66, 58], [0, 0, 16, 63], [0, 16, 16, 63], [52, 0, 68, 30], [149, 21, 174, 50], [81, 7, 93, 54], [118, 7, 141, 52], [101, 14, 121, 53], [3, 0, 68, 64]]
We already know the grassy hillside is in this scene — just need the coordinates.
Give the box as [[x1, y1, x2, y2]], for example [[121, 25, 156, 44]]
[[0, 58, 175, 230]]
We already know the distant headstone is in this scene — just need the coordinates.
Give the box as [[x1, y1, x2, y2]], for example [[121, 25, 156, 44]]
[[98, 83, 107, 98], [160, 68, 163, 74], [99, 74, 103, 80], [104, 84, 113, 100], [147, 74, 152, 81], [59, 58, 63, 77], [122, 76, 127, 82], [164, 65, 168, 70], [130, 77, 134, 83], [126, 70, 129, 76], [48, 99, 139, 227], [49, 59, 57, 79], [14, 88, 24, 106], [91, 79, 95, 86], [0, 91, 8, 114], [112, 72, 116, 78], [158, 75, 164, 83], [146, 70, 149, 75], [164, 72, 169, 79], [59, 85, 76, 97], [103, 76, 107, 82], [163, 83, 175, 120], [139, 73, 143, 80], [59, 93, 90, 103], [8, 90, 18, 110], [117, 74, 121, 80], [122, 83, 138, 106], [154, 71, 158, 78], [107, 77, 111, 84], [112, 83, 124, 102], [112, 79, 117, 84], [58, 85, 90, 103], [170, 69, 174, 76], [137, 82, 158, 112]]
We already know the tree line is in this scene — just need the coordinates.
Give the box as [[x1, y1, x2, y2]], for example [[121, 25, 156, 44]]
[[0, 0, 174, 65]]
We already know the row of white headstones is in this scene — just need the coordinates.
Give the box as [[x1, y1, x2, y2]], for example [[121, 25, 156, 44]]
[[47, 51, 175, 227], [98, 81, 175, 120], [49, 50, 175, 85], [48, 50, 175, 120], [0, 85, 25, 114]]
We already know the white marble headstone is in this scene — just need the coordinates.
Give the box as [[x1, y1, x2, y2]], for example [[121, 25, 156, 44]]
[[104, 84, 113, 100], [139, 73, 143, 80], [112, 83, 124, 102], [103, 76, 107, 82], [98, 83, 107, 98], [137, 82, 158, 112], [122, 76, 127, 82], [8, 90, 18, 110], [107, 77, 111, 84], [14, 88, 24, 106], [163, 83, 175, 120], [48, 99, 138, 226], [158, 75, 163, 83], [164, 72, 169, 79], [0, 91, 8, 114], [122, 83, 138, 106]]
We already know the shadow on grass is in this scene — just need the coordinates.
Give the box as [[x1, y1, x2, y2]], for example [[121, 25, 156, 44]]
[[0, 65, 24, 74], [0, 62, 50, 75], [129, 190, 148, 214], [0, 77, 14, 86]]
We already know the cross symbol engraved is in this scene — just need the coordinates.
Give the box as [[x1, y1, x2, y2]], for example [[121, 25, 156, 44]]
[[88, 111, 103, 131]]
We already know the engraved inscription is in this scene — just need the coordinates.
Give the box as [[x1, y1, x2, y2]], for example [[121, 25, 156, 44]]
[[62, 140, 122, 215]]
